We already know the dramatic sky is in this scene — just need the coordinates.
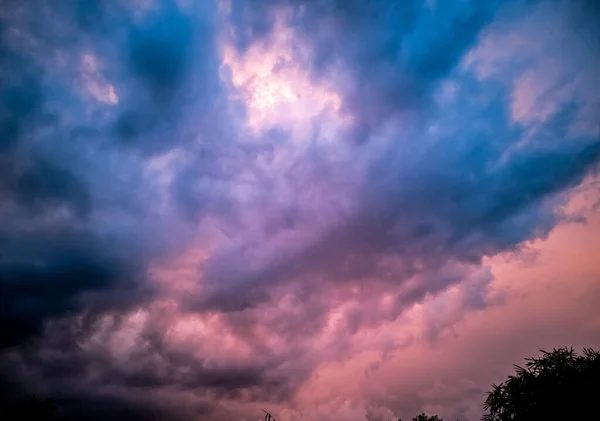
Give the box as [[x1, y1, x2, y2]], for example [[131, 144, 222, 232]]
[[1, 0, 599, 420]]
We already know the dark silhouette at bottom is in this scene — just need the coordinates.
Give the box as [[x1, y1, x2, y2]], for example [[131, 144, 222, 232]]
[[483, 347, 599, 421]]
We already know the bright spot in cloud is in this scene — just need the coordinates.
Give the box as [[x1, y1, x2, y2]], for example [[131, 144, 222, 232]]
[[80, 53, 119, 104]]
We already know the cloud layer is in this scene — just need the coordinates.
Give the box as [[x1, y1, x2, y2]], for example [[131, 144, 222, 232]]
[[1, 1, 599, 420]]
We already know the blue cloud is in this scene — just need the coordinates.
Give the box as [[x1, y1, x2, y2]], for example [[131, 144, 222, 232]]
[[1, 0, 599, 418], [0, 0, 222, 347]]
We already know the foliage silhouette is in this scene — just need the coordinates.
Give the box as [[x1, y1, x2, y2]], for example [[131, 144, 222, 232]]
[[262, 409, 277, 421], [482, 347, 600, 421], [412, 414, 443, 421]]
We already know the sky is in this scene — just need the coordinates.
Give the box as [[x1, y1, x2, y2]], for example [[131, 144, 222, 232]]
[[0, 0, 599, 420]]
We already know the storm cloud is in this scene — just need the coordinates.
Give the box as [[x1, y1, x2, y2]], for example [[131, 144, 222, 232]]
[[1, 0, 599, 420]]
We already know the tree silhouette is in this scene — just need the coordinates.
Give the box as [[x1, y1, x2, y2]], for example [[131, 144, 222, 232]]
[[483, 347, 600, 421], [262, 409, 276, 421], [412, 414, 443, 421]]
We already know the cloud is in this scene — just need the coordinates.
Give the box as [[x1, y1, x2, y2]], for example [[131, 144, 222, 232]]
[[0, 0, 221, 348], [0, 226, 153, 348], [1, 0, 600, 420], [112, 0, 225, 156], [295, 194, 600, 421], [227, 0, 529, 142], [194, 54, 599, 316]]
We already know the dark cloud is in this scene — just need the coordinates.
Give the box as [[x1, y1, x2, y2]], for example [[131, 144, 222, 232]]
[[0, 358, 216, 421], [128, 2, 196, 98], [111, 0, 224, 155], [228, 0, 512, 142], [0, 0, 225, 347], [195, 63, 600, 315], [0, 307, 296, 421], [0, 1, 236, 417], [0, 228, 150, 348], [1, 0, 599, 420], [109, 2, 198, 154], [14, 158, 92, 218], [0, 0, 203, 354], [0, 25, 47, 154]]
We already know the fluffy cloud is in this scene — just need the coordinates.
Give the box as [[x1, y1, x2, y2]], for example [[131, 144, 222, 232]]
[[1, 1, 599, 420]]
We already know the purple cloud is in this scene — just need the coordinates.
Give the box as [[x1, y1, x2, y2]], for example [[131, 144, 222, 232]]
[[1, 1, 600, 420]]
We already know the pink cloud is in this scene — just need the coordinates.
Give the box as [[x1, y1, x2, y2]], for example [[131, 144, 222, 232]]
[[2, 2, 599, 421], [53, 176, 599, 421]]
